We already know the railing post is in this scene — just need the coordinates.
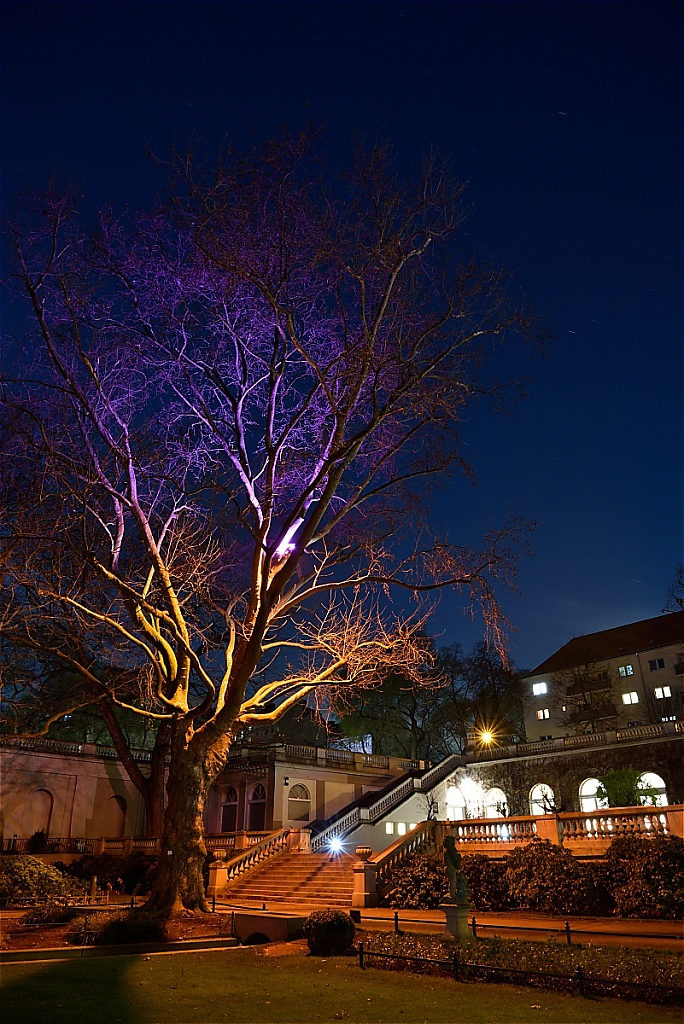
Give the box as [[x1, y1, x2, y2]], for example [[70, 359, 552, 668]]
[[352, 860, 378, 908], [666, 807, 683, 839], [471, 915, 477, 938], [576, 965, 585, 997], [94, 837, 106, 856], [452, 952, 460, 982], [122, 836, 133, 856], [394, 910, 400, 933], [565, 921, 572, 945], [206, 852, 228, 897], [534, 815, 563, 845], [359, 942, 365, 970]]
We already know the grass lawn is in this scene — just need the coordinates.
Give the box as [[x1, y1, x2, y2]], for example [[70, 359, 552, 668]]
[[1, 947, 681, 1024]]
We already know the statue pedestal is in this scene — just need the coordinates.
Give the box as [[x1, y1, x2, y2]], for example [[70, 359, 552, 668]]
[[439, 898, 473, 943]]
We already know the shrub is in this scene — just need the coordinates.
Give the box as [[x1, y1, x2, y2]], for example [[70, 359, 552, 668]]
[[59, 854, 157, 894], [505, 838, 599, 915], [67, 910, 167, 945], [383, 854, 447, 909], [604, 835, 684, 919], [303, 909, 355, 955], [21, 904, 82, 925], [462, 854, 514, 911], [0, 856, 85, 902]]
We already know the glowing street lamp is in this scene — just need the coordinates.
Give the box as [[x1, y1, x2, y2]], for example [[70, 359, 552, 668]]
[[479, 729, 494, 746], [329, 837, 343, 854]]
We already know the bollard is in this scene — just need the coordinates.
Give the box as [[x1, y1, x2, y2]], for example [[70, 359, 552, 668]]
[[212, 895, 216, 913], [576, 965, 585, 997], [470, 915, 477, 938], [394, 911, 399, 933], [262, 902, 266, 911], [231, 910, 235, 936], [130, 895, 136, 909], [359, 942, 365, 970], [565, 920, 572, 945]]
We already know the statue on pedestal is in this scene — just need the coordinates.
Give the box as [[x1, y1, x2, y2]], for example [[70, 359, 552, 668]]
[[444, 834, 469, 902]]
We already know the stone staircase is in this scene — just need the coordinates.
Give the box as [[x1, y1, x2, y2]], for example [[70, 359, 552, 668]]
[[221, 851, 355, 908]]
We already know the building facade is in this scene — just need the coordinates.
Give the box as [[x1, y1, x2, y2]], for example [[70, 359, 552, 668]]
[[522, 611, 684, 742]]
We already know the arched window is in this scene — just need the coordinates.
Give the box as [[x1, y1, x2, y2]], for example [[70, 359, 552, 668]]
[[484, 787, 508, 818], [637, 772, 668, 807], [22, 789, 54, 839], [287, 783, 312, 822], [247, 782, 267, 831], [445, 784, 466, 821], [579, 778, 609, 813], [220, 786, 239, 833], [529, 783, 555, 816], [101, 795, 127, 837]]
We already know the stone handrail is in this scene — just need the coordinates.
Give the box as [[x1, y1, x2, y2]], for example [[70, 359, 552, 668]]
[[221, 828, 291, 883], [205, 831, 271, 853], [351, 821, 438, 907], [206, 828, 295, 895], [446, 816, 538, 845], [559, 805, 678, 843], [310, 807, 362, 852], [370, 821, 438, 891]]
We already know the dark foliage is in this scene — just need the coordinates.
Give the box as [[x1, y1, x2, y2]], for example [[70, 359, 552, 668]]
[[384, 853, 447, 909], [67, 910, 167, 945], [58, 854, 157, 894], [462, 854, 514, 911], [505, 838, 600, 915], [303, 909, 356, 955], [20, 904, 82, 924], [0, 855, 85, 901], [604, 835, 684, 919]]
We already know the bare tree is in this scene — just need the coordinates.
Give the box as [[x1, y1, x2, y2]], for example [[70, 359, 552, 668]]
[[550, 662, 617, 734], [663, 564, 684, 613], [1, 134, 539, 914]]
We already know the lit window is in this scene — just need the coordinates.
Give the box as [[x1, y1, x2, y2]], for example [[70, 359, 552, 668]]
[[648, 658, 665, 671], [618, 665, 634, 677], [536, 708, 550, 720], [385, 822, 394, 835], [662, 715, 677, 722], [654, 686, 671, 699], [622, 691, 639, 705], [409, 823, 417, 831], [561, 705, 567, 712], [532, 682, 548, 696], [397, 822, 407, 836]]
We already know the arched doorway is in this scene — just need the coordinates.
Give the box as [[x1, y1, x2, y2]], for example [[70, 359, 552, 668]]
[[247, 783, 267, 831], [220, 786, 239, 832], [101, 795, 127, 837], [529, 783, 555, 815], [287, 784, 311, 822], [579, 778, 609, 813]]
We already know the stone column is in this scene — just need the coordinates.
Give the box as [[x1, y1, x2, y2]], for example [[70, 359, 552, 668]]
[[352, 846, 377, 908], [206, 852, 228, 897]]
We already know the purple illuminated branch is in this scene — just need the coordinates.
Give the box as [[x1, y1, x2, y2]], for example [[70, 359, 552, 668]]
[[275, 521, 301, 558]]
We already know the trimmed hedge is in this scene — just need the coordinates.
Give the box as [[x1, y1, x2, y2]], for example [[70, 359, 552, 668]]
[[67, 910, 167, 945], [303, 909, 355, 955], [380, 835, 683, 919], [57, 853, 158, 894]]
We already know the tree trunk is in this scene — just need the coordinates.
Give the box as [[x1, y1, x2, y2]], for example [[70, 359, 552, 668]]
[[144, 727, 231, 917]]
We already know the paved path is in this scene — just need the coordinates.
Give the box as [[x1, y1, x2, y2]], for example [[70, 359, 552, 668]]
[[215, 899, 683, 951]]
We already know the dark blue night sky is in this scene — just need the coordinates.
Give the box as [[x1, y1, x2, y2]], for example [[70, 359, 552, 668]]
[[2, 0, 682, 669]]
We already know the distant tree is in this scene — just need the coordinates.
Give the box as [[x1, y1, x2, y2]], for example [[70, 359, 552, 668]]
[[596, 768, 660, 808], [338, 640, 526, 757], [1, 131, 538, 915], [663, 564, 684, 613], [550, 662, 617, 735]]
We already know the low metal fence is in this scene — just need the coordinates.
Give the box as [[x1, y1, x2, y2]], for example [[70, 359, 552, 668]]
[[356, 944, 684, 1004]]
